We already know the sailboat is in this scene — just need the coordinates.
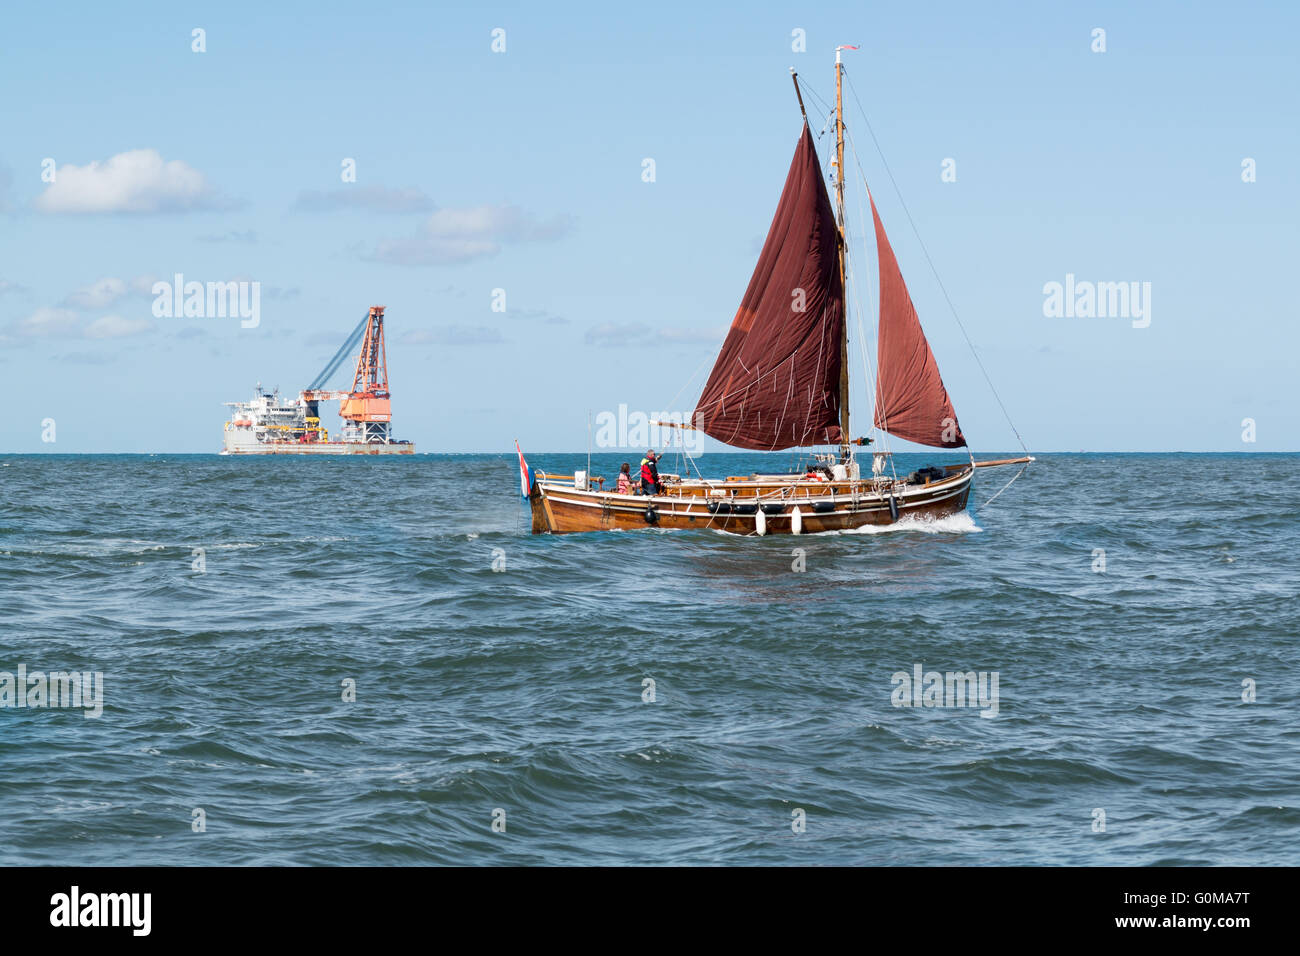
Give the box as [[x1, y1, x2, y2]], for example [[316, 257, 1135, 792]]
[[526, 49, 1032, 535]]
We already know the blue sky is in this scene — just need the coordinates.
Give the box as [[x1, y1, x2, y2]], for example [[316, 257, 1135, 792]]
[[2, 0, 1295, 453]]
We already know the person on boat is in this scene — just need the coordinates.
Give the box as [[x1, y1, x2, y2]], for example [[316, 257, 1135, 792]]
[[640, 451, 661, 495], [616, 462, 634, 494]]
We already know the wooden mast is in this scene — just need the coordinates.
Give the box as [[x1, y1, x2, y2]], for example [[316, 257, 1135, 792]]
[[834, 47, 850, 462]]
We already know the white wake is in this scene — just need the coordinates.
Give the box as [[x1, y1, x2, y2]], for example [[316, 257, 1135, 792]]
[[831, 511, 983, 536]]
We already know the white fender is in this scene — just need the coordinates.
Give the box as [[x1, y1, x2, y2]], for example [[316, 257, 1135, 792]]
[[755, 507, 767, 536], [791, 506, 802, 535]]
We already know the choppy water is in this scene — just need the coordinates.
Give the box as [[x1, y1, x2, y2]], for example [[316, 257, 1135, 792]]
[[1, 452, 1297, 865]]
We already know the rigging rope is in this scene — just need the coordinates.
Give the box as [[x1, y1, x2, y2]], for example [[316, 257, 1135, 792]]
[[662, 347, 719, 417], [980, 462, 1029, 508], [842, 161, 899, 486], [842, 66, 1029, 459], [796, 80, 837, 140]]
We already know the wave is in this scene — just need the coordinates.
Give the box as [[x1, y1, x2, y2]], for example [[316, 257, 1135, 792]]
[[833, 511, 983, 535]]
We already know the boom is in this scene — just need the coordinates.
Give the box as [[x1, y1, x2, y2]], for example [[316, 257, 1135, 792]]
[[307, 313, 369, 391]]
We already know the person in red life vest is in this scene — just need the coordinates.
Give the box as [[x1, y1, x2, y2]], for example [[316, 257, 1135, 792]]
[[640, 450, 661, 495], [616, 462, 634, 494]]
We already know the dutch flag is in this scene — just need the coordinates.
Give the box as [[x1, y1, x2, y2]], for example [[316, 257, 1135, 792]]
[[515, 440, 534, 497]]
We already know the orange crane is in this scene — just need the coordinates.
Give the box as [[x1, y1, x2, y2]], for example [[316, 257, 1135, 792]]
[[340, 306, 392, 441], [301, 306, 396, 444]]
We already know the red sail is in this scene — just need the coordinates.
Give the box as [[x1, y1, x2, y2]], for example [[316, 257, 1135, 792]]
[[691, 124, 844, 450], [871, 194, 965, 448]]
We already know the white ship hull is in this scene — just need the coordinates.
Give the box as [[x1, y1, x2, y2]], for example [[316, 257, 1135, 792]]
[[220, 442, 414, 455]]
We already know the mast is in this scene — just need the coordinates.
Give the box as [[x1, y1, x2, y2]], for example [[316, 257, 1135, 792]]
[[834, 46, 851, 462]]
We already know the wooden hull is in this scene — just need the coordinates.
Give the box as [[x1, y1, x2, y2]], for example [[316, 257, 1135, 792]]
[[530, 466, 973, 535]]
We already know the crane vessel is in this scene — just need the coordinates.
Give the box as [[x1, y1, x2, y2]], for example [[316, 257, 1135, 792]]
[[222, 306, 415, 455]]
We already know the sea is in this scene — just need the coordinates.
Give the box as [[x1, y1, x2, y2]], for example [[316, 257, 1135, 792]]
[[1, 451, 1297, 865]]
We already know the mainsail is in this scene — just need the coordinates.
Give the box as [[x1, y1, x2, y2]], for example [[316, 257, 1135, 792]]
[[691, 124, 844, 450], [870, 194, 965, 449]]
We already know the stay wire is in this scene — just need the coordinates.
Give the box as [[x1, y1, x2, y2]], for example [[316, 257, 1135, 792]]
[[842, 65, 1029, 458]]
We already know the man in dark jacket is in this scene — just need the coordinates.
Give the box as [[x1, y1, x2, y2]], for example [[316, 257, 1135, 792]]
[[640, 450, 661, 496]]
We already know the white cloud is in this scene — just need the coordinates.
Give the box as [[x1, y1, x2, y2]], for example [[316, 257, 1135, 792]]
[[61, 275, 160, 309], [0, 279, 26, 296], [34, 149, 224, 214], [585, 322, 725, 348], [63, 277, 128, 309], [54, 351, 115, 365], [368, 204, 574, 265], [84, 314, 153, 339], [585, 322, 648, 347], [293, 186, 433, 214], [13, 307, 81, 338], [425, 205, 571, 242], [657, 325, 727, 345], [198, 229, 258, 243], [513, 308, 568, 325], [401, 325, 505, 346], [7, 291, 158, 341], [371, 236, 498, 265]]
